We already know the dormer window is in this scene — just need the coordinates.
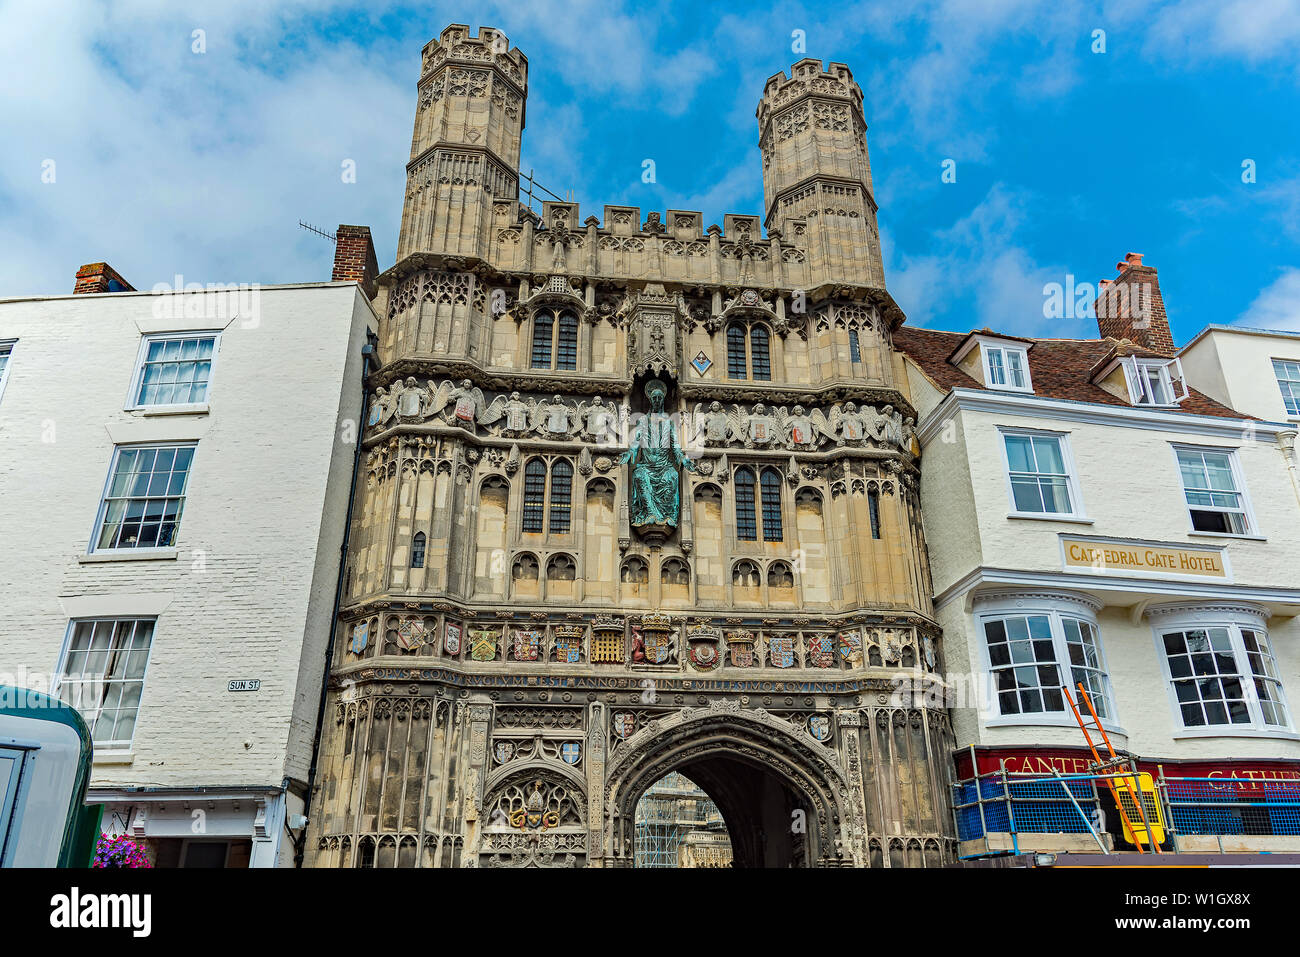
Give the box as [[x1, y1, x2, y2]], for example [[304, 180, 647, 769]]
[[1122, 356, 1187, 407], [982, 344, 1032, 392]]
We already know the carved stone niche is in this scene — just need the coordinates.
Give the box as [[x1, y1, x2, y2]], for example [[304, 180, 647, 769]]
[[626, 284, 685, 378]]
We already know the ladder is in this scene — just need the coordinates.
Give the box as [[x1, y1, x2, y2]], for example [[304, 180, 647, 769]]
[[1063, 682, 1162, 854]]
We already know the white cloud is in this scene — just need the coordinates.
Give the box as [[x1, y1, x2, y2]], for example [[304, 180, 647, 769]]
[[1238, 268, 1300, 330], [887, 183, 1088, 336], [1143, 0, 1300, 67]]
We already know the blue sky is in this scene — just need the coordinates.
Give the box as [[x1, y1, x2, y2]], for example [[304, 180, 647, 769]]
[[2, 0, 1299, 342]]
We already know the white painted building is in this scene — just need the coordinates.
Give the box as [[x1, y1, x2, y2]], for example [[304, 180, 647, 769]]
[[1180, 324, 1300, 427], [896, 255, 1300, 858], [0, 266, 375, 866]]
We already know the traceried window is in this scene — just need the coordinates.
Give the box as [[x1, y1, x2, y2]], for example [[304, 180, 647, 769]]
[[131, 333, 217, 407], [725, 324, 771, 381], [530, 309, 578, 371], [549, 459, 573, 533], [531, 312, 553, 368], [735, 466, 782, 542], [1002, 430, 1079, 516], [727, 325, 747, 379], [734, 466, 757, 541], [1175, 446, 1251, 534], [760, 467, 783, 541], [1272, 359, 1300, 417], [1160, 624, 1290, 730], [750, 326, 771, 380], [92, 444, 195, 551], [556, 312, 578, 371], [523, 459, 547, 533], [983, 611, 1115, 720], [56, 618, 155, 750], [982, 344, 1031, 392], [522, 457, 573, 535]]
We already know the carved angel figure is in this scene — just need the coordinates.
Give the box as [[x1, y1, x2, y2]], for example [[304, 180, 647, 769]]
[[531, 395, 581, 437], [691, 400, 743, 446], [369, 385, 398, 428], [578, 395, 619, 446], [782, 404, 836, 448], [478, 391, 532, 435], [836, 402, 868, 443], [426, 378, 486, 426], [396, 377, 425, 418], [747, 403, 778, 446]]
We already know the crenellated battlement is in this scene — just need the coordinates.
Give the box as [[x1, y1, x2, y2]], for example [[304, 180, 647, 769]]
[[419, 23, 528, 90], [395, 25, 888, 317], [756, 58, 864, 131]]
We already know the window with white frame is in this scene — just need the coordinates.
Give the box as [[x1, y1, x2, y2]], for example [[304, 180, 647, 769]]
[[979, 601, 1114, 721], [0, 339, 13, 404], [1272, 359, 1300, 417], [1154, 613, 1290, 732], [1174, 446, 1252, 535], [982, 344, 1031, 392], [1122, 356, 1186, 406], [1001, 430, 1080, 516], [56, 618, 155, 749], [91, 444, 196, 551], [130, 333, 217, 407]]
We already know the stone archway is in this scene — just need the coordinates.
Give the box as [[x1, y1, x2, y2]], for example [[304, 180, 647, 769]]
[[601, 703, 862, 868]]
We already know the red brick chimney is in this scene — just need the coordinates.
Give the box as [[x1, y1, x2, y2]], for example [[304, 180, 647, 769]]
[[1094, 252, 1175, 355], [332, 225, 379, 300], [73, 262, 135, 295]]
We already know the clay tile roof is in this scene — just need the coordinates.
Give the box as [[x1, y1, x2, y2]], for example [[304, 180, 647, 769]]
[[892, 325, 1249, 420]]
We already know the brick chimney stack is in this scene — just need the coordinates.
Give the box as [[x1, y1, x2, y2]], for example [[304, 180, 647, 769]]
[[73, 262, 135, 295], [1094, 251, 1175, 355], [332, 225, 379, 300]]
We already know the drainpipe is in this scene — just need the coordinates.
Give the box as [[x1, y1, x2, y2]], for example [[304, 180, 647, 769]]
[[294, 335, 377, 867], [1277, 431, 1300, 511]]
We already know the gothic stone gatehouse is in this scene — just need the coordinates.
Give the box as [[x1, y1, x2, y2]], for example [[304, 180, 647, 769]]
[[306, 24, 952, 868]]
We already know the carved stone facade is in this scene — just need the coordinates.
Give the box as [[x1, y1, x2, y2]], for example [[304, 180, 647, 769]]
[[305, 23, 954, 867]]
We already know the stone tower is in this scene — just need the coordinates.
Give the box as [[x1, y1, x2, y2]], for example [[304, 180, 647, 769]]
[[306, 24, 954, 869], [758, 59, 885, 288]]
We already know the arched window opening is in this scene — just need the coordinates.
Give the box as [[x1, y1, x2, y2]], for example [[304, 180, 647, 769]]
[[768, 561, 794, 588], [732, 560, 760, 588], [727, 324, 748, 379], [549, 459, 573, 533], [556, 312, 578, 370], [530, 309, 579, 371], [868, 489, 882, 540], [621, 557, 649, 583], [662, 558, 690, 585], [411, 531, 426, 568], [750, 325, 771, 381], [734, 466, 757, 541], [760, 468, 783, 541], [530, 312, 554, 368], [546, 554, 577, 581], [849, 328, 861, 363], [523, 459, 547, 532]]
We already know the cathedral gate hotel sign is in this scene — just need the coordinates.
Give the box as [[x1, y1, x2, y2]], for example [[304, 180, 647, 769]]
[[1059, 534, 1229, 580]]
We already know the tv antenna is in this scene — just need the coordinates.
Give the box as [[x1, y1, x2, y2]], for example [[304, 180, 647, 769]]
[[298, 220, 337, 242]]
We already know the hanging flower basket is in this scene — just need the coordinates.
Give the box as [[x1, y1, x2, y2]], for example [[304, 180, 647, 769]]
[[92, 833, 153, 868]]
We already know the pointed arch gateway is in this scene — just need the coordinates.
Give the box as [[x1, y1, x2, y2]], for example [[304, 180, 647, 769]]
[[600, 705, 864, 868]]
